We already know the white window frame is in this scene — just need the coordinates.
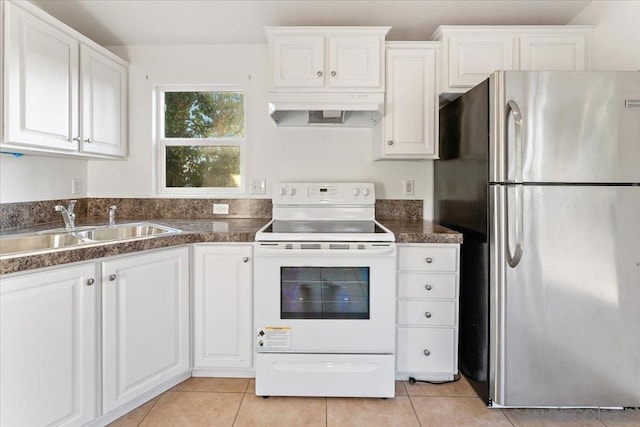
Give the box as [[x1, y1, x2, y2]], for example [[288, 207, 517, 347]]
[[156, 85, 247, 195]]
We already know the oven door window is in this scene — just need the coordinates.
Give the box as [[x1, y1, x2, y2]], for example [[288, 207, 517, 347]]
[[281, 267, 370, 319]]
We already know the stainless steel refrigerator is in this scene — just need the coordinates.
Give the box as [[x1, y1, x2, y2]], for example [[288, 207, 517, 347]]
[[435, 71, 640, 408]]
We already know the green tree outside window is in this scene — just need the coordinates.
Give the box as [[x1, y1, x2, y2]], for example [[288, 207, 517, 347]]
[[163, 91, 244, 188]]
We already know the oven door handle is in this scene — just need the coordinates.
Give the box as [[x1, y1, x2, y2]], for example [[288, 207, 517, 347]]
[[254, 247, 396, 256]]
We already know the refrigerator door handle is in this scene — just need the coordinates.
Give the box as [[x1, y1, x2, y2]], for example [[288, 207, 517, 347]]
[[506, 184, 524, 268], [506, 100, 523, 184]]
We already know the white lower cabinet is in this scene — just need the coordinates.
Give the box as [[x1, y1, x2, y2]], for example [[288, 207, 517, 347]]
[[102, 246, 190, 413], [193, 244, 253, 375], [396, 244, 460, 381], [0, 263, 98, 427]]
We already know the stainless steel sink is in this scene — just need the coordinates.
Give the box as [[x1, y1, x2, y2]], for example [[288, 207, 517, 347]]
[[0, 222, 181, 257], [0, 233, 86, 255], [76, 223, 180, 241]]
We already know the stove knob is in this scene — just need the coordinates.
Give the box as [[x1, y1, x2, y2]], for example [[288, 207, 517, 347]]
[[361, 188, 370, 197], [352, 188, 360, 196], [287, 187, 296, 196]]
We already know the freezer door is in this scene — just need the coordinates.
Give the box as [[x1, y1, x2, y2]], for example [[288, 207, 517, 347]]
[[490, 71, 640, 184], [490, 184, 640, 407]]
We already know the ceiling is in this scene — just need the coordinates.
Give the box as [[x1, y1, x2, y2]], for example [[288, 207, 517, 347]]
[[31, 0, 593, 46]]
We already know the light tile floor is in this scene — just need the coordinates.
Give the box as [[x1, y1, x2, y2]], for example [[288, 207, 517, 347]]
[[109, 376, 640, 427]]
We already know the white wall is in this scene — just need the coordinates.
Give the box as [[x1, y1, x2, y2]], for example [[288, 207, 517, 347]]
[[87, 45, 434, 217], [570, 0, 640, 70], [0, 155, 87, 202]]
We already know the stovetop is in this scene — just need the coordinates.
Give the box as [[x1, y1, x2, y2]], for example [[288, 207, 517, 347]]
[[256, 182, 395, 242]]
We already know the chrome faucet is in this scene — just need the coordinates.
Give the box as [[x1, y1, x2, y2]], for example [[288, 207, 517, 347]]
[[108, 205, 117, 228], [55, 200, 77, 231]]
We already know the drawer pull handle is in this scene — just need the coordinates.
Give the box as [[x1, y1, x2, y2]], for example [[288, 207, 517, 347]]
[[424, 312, 432, 319], [425, 257, 433, 264], [425, 284, 432, 291], [423, 349, 431, 357], [108, 274, 117, 281], [86, 278, 95, 286]]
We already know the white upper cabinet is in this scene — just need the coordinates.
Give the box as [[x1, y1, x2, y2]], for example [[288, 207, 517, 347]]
[[432, 26, 594, 93], [4, 2, 80, 152], [375, 42, 439, 160], [271, 36, 325, 88], [519, 35, 587, 71], [2, 1, 128, 158], [80, 44, 127, 156], [266, 27, 390, 92]]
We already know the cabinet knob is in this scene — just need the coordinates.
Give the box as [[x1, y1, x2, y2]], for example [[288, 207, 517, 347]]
[[86, 278, 95, 286], [425, 284, 432, 291], [85, 138, 93, 143], [242, 257, 249, 263], [387, 140, 394, 146], [330, 70, 336, 77], [423, 349, 431, 357], [425, 257, 433, 264], [72, 137, 81, 142], [108, 274, 117, 281], [317, 70, 323, 77], [424, 312, 432, 319]]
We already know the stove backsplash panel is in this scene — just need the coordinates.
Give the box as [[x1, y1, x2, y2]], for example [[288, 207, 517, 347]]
[[1, 198, 422, 230]]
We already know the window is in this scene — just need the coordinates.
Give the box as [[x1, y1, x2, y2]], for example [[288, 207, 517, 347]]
[[157, 87, 245, 194]]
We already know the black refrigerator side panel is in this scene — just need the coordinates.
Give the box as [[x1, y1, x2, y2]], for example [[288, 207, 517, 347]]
[[434, 80, 490, 389]]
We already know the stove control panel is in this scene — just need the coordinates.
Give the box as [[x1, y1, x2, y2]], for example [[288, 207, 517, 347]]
[[273, 182, 375, 205]]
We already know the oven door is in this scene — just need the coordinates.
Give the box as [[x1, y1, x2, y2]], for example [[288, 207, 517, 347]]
[[254, 242, 396, 354]]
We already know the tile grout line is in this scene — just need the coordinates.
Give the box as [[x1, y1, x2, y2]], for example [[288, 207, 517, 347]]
[[231, 390, 249, 426], [407, 394, 424, 427], [501, 409, 516, 427], [135, 394, 163, 427], [325, 396, 328, 427]]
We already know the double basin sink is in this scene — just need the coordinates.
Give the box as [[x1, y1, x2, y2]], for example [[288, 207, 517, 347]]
[[0, 222, 182, 257]]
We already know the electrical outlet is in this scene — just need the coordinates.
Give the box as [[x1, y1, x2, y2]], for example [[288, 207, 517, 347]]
[[71, 178, 82, 195], [213, 204, 229, 215], [402, 179, 414, 196], [250, 178, 266, 195]]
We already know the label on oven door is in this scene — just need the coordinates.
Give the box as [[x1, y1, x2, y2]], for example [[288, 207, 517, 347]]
[[256, 326, 290, 351]]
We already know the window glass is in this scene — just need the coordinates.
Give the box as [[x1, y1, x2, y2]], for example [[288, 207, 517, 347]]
[[164, 91, 244, 139], [281, 267, 370, 320], [165, 146, 240, 188]]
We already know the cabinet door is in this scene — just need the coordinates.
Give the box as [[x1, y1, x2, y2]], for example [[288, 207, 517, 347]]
[[520, 36, 587, 71], [397, 327, 456, 374], [271, 36, 325, 88], [80, 44, 127, 157], [328, 36, 383, 89], [4, 2, 79, 151], [102, 247, 189, 413], [382, 47, 437, 159], [193, 245, 252, 369], [448, 35, 516, 88], [1, 264, 97, 427]]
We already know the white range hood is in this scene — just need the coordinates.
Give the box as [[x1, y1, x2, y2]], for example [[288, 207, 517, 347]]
[[268, 92, 384, 127]]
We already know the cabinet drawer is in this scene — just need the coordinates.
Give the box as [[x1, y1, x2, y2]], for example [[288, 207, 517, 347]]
[[398, 273, 456, 299], [398, 246, 457, 272], [397, 328, 455, 373], [397, 300, 456, 326]]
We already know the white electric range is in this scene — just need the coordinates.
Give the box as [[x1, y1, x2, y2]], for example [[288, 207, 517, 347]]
[[253, 182, 397, 398]]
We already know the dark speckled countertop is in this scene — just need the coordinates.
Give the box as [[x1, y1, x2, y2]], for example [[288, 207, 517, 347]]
[[0, 218, 462, 275]]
